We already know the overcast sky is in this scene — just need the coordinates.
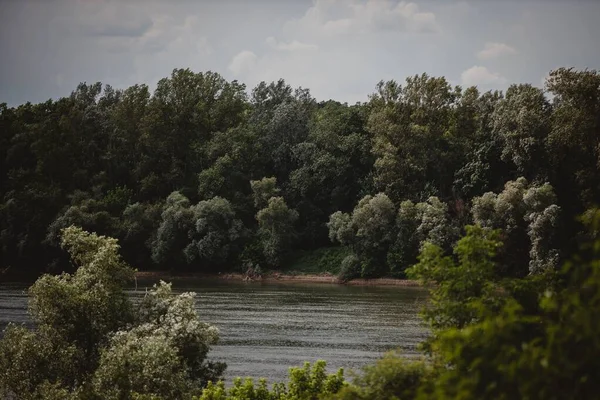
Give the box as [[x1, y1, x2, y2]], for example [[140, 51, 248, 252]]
[[1, 0, 599, 106]]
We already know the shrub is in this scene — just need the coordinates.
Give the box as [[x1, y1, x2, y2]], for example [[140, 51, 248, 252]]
[[338, 254, 362, 282], [196, 360, 345, 400]]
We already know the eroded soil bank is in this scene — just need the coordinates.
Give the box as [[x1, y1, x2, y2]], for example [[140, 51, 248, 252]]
[[134, 271, 421, 287]]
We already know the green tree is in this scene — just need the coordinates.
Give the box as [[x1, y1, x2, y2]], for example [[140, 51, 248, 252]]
[[184, 197, 245, 268], [250, 177, 280, 209], [546, 68, 600, 208], [368, 74, 460, 202], [0, 227, 223, 399], [256, 197, 299, 267], [152, 192, 245, 271], [422, 211, 600, 400], [328, 193, 396, 277], [288, 101, 373, 247], [152, 191, 196, 268], [94, 282, 225, 399], [387, 197, 458, 277], [493, 84, 551, 179], [471, 177, 561, 276], [407, 225, 503, 331]]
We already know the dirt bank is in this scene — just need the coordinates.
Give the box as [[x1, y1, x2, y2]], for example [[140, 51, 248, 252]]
[[134, 271, 421, 287]]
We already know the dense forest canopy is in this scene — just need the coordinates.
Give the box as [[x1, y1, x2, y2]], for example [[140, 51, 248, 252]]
[[1, 67, 600, 281]]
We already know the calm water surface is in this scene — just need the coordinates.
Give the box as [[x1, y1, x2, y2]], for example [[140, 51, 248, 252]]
[[0, 280, 428, 382]]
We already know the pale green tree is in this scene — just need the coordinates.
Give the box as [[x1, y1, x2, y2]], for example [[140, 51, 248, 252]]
[[153, 192, 245, 271], [493, 84, 550, 177], [472, 178, 561, 275], [197, 360, 345, 400], [328, 193, 396, 277], [387, 197, 458, 277], [1, 226, 134, 397], [250, 177, 280, 209], [151, 191, 196, 268], [256, 196, 299, 266], [94, 281, 225, 399], [1, 227, 224, 399], [184, 197, 245, 267]]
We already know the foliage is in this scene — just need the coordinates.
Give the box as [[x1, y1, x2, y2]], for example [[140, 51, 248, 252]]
[[256, 197, 299, 267], [196, 360, 345, 400], [0, 227, 223, 399], [1, 67, 599, 282], [338, 254, 362, 283], [283, 246, 351, 275], [332, 351, 433, 400], [152, 191, 195, 267], [250, 177, 280, 209], [407, 225, 503, 331], [152, 192, 245, 271], [387, 197, 459, 277], [471, 177, 561, 275], [421, 210, 600, 400], [328, 193, 458, 280], [186, 197, 246, 267], [94, 281, 224, 399], [327, 193, 396, 277]]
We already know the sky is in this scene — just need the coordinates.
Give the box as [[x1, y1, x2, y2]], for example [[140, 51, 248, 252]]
[[1, 0, 599, 106]]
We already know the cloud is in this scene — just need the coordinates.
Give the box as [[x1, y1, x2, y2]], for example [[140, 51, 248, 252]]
[[266, 37, 318, 51], [477, 42, 516, 60], [461, 65, 507, 87], [97, 15, 211, 56], [228, 51, 258, 76], [286, 0, 440, 37], [65, 1, 154, 38], [4, 0, 599, 107]]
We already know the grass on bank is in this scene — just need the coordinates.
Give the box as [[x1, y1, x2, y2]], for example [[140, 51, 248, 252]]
[[281, 246, 351, 276]]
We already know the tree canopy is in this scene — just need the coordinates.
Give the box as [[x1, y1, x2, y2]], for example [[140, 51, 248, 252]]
[[1, 67, 599, 280]]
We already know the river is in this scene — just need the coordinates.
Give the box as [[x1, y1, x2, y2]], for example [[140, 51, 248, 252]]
[[0, 280, 428, 383]]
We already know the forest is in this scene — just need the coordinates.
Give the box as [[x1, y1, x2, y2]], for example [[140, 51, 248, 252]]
[[2, 67, 600, 282], [1, 68, 600, 398]]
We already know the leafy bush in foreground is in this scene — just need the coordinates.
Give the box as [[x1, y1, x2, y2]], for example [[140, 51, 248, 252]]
[[0, 226, 223, 399]]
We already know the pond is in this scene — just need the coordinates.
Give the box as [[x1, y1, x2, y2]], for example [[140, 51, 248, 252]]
[[0, 280, 429, 383]]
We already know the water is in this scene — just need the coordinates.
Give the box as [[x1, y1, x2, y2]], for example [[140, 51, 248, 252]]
[[0, 280, 428, 383]]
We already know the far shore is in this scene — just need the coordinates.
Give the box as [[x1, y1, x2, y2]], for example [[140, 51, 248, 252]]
[[1, 269, 420, 287], [134, 270, 421, 287]]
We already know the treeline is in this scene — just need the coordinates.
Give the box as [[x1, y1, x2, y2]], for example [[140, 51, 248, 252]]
[[2, 67, 599, 278]]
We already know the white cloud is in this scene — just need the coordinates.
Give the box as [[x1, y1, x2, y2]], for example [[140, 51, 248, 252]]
[[477, 42, 516, 60], [461, 65, 507, 87], [228, 50, 258, 76], [96, 15, 212, 56], [266, 37, 318, 51], [60, 0, 154, 38], [286, 0, 440, 37], [5, 0, 600, 107]]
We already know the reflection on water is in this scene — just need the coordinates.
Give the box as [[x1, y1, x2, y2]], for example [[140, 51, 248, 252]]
[[0, 280, 429, 382]]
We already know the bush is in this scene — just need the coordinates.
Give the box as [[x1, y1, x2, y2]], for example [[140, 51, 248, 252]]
[[338, 254, 361, 282], [0, 226, 224, 399], [284, 246, 350, 275], [196, 360, 345, 400], [332, 351, 432, 400]]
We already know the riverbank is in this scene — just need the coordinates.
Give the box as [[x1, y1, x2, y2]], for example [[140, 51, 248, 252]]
[[134, 271, 421, 287]]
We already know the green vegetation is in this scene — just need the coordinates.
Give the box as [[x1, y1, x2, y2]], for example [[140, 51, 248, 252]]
[[196, 361, 345, 400], [3, 214, 600, 398], [3, 67, 599, 283], [0, 227, 224, 399], [2, 67, 600, 398], [283, 246, 350, 275]]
